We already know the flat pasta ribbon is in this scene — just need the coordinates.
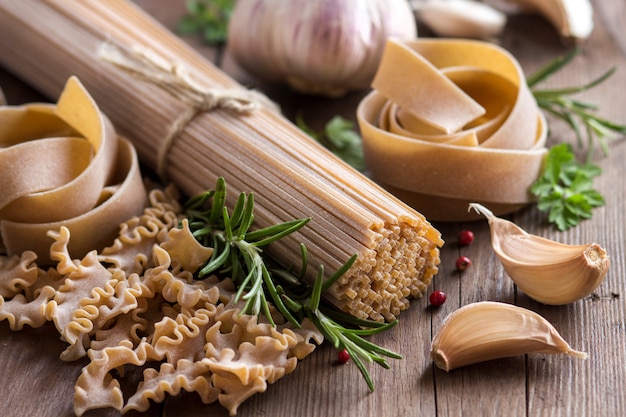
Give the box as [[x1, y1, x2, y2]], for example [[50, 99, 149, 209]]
[[357, 39, 549, 221], [0, 76, 147, 263]]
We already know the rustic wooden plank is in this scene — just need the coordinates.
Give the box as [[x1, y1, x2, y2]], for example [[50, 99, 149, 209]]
[[509, 2, 626, 416], [0, 0, 624, 416], [520, 134, 626, 417], [0, 320, 161, 417], [0, 321, 81, 417]]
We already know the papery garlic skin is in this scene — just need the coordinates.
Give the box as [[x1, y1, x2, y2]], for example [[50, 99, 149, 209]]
[[227, 0, 418, 97], [431, 301, 588, 372], [470, 203, 610, 305]]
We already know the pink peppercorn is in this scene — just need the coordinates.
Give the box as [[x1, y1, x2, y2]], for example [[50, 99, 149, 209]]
[[429, 290, 446, 307], [458, 230, 474, 246]]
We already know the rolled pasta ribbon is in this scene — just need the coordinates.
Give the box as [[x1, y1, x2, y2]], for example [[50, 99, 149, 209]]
[[0, 76, 146, 264], [358, 39, 549, 221]]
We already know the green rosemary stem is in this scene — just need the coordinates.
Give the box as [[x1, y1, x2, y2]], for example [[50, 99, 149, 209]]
[[184, 179, 403, 391], [529, 48, 626, 161]]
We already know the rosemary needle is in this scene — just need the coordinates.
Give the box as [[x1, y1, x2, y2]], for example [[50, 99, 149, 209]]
[[185, 177, 308, 325], [529, 47, 626, 161], [184, 178, 402, 390]]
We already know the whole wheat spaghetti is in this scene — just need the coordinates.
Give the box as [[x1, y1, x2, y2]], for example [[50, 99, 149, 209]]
[[0, 0, 442, 321]]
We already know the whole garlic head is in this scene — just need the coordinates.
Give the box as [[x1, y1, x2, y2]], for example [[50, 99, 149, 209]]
[[227, 0, 418, 97]]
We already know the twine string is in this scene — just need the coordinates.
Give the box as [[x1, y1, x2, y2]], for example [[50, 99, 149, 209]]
[[97, 42, 277, 180]]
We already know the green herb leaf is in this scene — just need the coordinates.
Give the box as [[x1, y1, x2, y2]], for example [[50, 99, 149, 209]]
[[184, 178, 309, 325], [184, 178, 401, 390], [297, 115, 367, 171], [302, 263, 401, 392], [529, 48, 626, 161], [177, 0, 234, 45], [531, 144, 605, 230]]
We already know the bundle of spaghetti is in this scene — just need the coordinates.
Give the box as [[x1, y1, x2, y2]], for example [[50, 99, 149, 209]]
[[0, 0, 443, 321]]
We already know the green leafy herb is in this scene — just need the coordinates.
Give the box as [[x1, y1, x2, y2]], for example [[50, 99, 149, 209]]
[[278, 245, 402, 392], [531, 143, 605, 231], [177, 0, 234, 45], [184, 177, 401, 390], [529, 47, 626, 161], [184, 177, 309, 325], [297, 115, 366, 171]]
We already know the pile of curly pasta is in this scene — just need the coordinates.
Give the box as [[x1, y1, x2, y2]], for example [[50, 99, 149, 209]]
[[0, 185, 322, 416], [0, 77, 322, 416]]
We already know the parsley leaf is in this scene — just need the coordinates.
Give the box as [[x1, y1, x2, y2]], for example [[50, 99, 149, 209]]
[[297, 115, 366, 171], [177, 0, 234, 45], [531, 143, 605, 230]]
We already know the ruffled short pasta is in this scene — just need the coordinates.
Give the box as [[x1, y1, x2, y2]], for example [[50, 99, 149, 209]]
[[0, 186, 322, 416]]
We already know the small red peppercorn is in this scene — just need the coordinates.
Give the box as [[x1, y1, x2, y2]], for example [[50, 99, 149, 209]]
[[455, 255, 472, 271], [458, 229, 474, 246], [337, 348, 350, 364], [429, 290, 446, 306]]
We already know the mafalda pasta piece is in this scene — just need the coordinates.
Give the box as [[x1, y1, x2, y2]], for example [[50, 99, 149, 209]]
[[0, 251, 39, 299], [160, 218, 214, 273], [0, 249, 67, 330], [0, 285, 55, 330], [98, 186, 184, 276], [44, 240, 126, 361]]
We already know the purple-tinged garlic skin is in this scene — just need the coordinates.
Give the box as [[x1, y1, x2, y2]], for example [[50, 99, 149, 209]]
[[227, 0, 417, 97]]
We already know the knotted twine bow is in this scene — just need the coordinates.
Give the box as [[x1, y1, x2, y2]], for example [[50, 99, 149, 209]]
[[97, 42, 278, 180]]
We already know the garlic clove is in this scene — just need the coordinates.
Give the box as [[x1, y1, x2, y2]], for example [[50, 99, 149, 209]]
[[431, 301, 588, 372], [484, 0, 594, 41], [415, 0, 508, 40], [470, 203, 610, 305]]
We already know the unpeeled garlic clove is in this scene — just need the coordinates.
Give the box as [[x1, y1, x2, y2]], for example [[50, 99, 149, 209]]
[[470, 203, 610, 305], [484, 0, 594, 41], [414, 0, 508, 40], [431, 301, 588, 371]]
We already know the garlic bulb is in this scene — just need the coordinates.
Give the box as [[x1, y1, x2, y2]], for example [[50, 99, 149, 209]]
[[227, 0, 418, 97], [431, 301, 587, 372], [470, 203, 610, 305]]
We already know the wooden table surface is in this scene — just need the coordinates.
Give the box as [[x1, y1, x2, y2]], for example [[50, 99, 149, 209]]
[[1, 1, 625, 416]]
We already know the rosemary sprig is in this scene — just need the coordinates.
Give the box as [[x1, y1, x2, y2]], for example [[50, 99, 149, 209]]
[[184, 178, 401, 390], [184, 177, 309, 325], [274, 244, 402, 391], [529, 47, 626, 162]]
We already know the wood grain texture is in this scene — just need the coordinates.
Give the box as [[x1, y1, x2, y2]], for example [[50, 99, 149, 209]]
[[0, 0, 624, 416]]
